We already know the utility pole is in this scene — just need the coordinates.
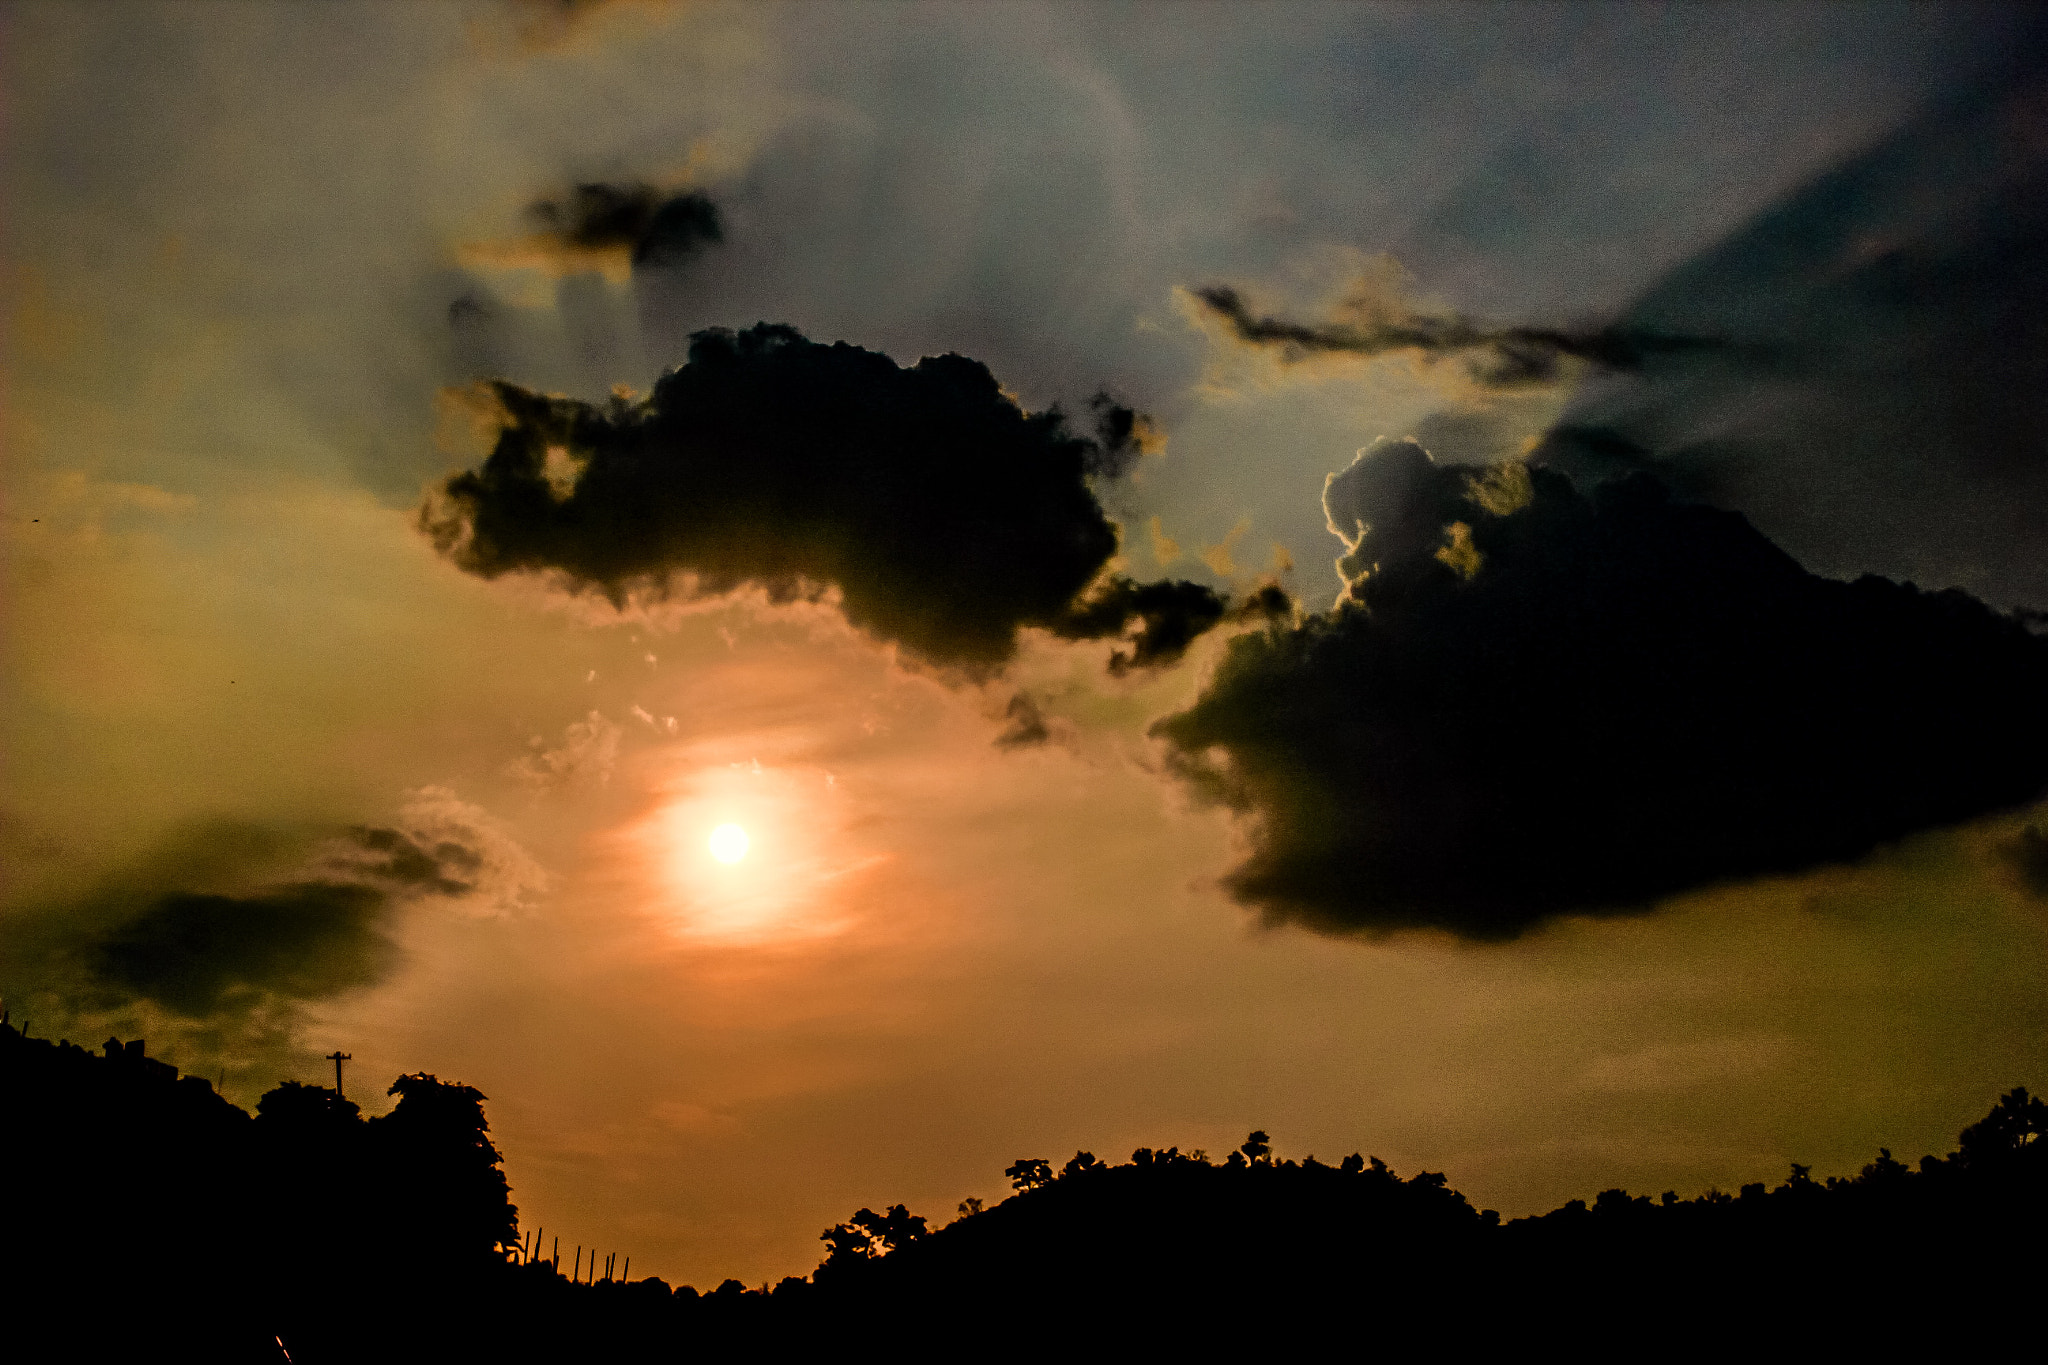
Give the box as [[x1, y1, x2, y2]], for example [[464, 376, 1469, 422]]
[[325, 1050, 352, 1098]]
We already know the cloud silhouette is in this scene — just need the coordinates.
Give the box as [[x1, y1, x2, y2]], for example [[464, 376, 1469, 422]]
[[995, 693, 1051, 749], [76, 823, 499, 1018], [92, 881, 398, 1018], [0, 802, 536, 1030], [457, 182, 722, 282], [527, 182, 723, 270], [345, 825, 480, 896], [1155, 441, 2048, 939], [423, 323, 1240, 670], [1049, 576, 1229, 675], [1193, 283, 1728, 388]]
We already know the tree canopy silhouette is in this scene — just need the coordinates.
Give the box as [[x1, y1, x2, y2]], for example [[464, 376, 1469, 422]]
[[4, 1018, 2038, 1360]]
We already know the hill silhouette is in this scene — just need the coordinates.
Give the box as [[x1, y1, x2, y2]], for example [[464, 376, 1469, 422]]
[[3, 1017, 2039, 1359]]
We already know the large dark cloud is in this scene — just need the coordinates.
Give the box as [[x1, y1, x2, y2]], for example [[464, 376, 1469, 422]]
[[1192, 284, 1729, 389], [1547, 63, 2048, 611], [423, 323, 1237, 670], [1155, 440, 2048, 939]]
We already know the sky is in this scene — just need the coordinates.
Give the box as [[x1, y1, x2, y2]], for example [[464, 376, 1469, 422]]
[[4, 0, 2046, 1289]]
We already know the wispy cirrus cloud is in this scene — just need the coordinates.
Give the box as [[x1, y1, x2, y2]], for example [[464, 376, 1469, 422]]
[[1191, 281, 1731, 389]]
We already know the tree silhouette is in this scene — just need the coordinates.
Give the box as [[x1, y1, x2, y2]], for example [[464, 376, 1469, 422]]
[[1956, 1086, 2046, 1170], [819, 1204, 928, 1274], [1061, 1150, 1103, 1178], [255, 1078, 362, 1132], [6, 1017, 2041, 1358], [371, 1072, 519, 1262]]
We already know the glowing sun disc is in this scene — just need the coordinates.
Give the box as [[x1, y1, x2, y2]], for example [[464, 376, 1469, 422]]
[[708, 823, 750, 864]]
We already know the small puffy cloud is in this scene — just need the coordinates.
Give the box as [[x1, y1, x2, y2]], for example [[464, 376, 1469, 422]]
[[392, 786, 549, 918], [1082, 390, 1165, 476], [510, 710, 623, 789], [341, 825, 479, 896], [1048, 576, 1229, 676], [459, 182, 721, 282], [422, 323, 1244, 672], [994, 692, 1051, 750], [528, 182, 722, 270], [1155, 458, 2048, 940]]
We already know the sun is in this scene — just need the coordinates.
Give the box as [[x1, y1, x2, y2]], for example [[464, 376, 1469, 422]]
[[708, 822, 750, 864]]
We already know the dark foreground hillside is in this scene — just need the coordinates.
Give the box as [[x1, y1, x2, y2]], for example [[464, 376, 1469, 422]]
[[3, 1018, 2040, 1360]]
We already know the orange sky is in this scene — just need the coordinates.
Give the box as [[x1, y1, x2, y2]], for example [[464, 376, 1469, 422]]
[[4, 0, 2044, 1290]]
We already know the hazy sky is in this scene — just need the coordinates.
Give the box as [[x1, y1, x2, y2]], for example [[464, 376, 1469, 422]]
[[6, 0, 2045, 1289]]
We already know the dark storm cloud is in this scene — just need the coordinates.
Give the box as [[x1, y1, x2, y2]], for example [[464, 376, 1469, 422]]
[[527, 182, 723, 270], [1550, 63, 2048, 610], [1192, 284, 1728, 388], [93, 882, 397, 1018], [81, 824, 490, 1017], [1155, 440, 2048, 940], [423, 323, 1244, 670], [0, 823, 489, 1024]]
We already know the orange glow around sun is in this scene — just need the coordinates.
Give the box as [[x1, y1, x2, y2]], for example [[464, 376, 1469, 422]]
[[614, 742, 885, 944], [708, 823, 749, 863]]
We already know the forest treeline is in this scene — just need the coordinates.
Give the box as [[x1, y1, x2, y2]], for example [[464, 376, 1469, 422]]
[[3, 1018, 2039, 1360]]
